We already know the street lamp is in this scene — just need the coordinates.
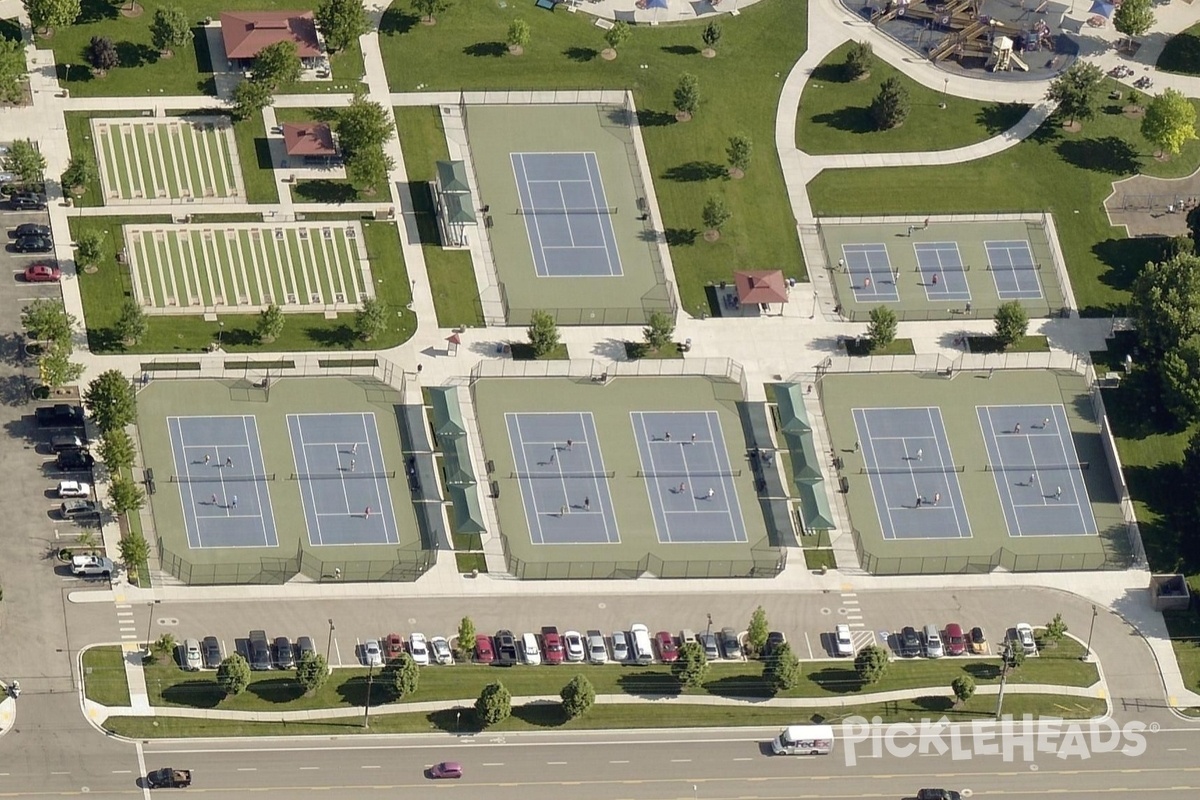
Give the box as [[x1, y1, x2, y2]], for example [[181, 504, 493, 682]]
[[362, 661, 376, 728], [1083, 605, 1098, 662], [706, 613, 713, 637], [994, 642, 1012, 720], [143, 600, 161, 656], [325, 619, 335, 666], [940, 78, 949, 110], [216, 321, 225, 350]]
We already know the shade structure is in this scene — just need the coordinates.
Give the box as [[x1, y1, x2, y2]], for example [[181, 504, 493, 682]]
[[220, 11, 322, 60], [734, 270, 789, 305], [1088, 1, 1114, 17], [647, 0, 669, 7], [282, 123, 336, 157]]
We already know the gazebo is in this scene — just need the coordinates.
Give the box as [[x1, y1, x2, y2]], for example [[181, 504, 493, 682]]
[[281, 122, 338, 165], [220, 11, 323, 67], [734, 269, 789, 314], [433, 160, 476, 247]]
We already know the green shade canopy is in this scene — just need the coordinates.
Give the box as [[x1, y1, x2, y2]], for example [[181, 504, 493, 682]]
[[784, 430, 823, 483], [428, 386, 466, 439], [771, 383, 811, 434], [795, 481, 836, 531], [441, 435, 476, 486], [444, 192, 476, 225], [436, 160, 470, 194], [447, 484, 486, 534]]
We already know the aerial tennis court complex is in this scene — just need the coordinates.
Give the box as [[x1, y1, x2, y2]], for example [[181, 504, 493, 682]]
[[817, 217, 1070, 322], [819, 368, 1130, 574], [472, 365, 780, 579], [465, 103, 674, 326], [138, 373, 426, 584]]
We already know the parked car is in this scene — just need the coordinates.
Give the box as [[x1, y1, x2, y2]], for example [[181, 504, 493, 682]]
[[541, 626, 564, 664], [273, 637, 295, 669], [384, 633, 405, 662], [36, 404, 84, 428], [23, 264, 60, 283], [55, 449, 94, 471], [362, 639, 383, 668], [430, 636, 452, 665], [409, 633, 430, 666], [201, 636, 222, 669], [9, 192, 46, 210], [720, 627, 742, 659], [834, 624, 854, 657], [764, 631, 786, 659], [1014, 623, 1037, 655], [586, 629, 608, 664], [563, 630, 585, 662], [474, 634, 495, 664], [699, 631, 720, 661], [916, 790, 961, 800], [655, 631, 678, 662], [611, 630, 629, 662], [70, 554, 112, 577], [429, 761, 463, 779], [295, 636, 315, 663], [899, 626, 922, 658], [13, 235, 52, 253], [56, 480, 90, 498], [60, 499, 99, 519], [248, 631, 272, 670], [146, 768, 192, 788], [969, 626, 989, 655], [923, 624, 944, 659], [182, 639, 202, 671], [495, 629, 518, 666], [520, 632, 542, 665], [50, 433, 84, 452], [944, 623, 966, 656], [630, 624, 654, 665], [13, 223, 50, 238]]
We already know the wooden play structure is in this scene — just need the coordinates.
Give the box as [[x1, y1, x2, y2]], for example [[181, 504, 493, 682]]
[[871, 0, 1037, 67]]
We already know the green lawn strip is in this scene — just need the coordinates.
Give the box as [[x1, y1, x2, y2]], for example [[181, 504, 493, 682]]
[[797, 43, 1030, 155], [234, 232, 264, 306], [807, 94, 1200, 315], [335, 229, 361, 302], [181, 123, 209, 199], [804, 549, 838, 570], [454, 552, 487, 573], [219, 127, 240, 198], [309, 230, 336, 303], [422, 246, 482, 328], [139, 232, 164, 307], [65, 111, 143, 206], [196, 125, 222, 197], [104, 694, 1106, 739], [169, 231, 192, 307], [124, 125, 145, 198], [109, 126, 133, 199], [845, 337, 916, 356], [965, 334, 1049, 354], [1157, 22, 1200, 75], [213, 232, 238, 304], [189, 231, 214, 306], [379, 2, 807, 316], [232, 110, 279, 204], [82, 646, 132, 707], [1165, 611, 1200, 695], [156, 126, 180, 199], [137, 125, 160, 199]]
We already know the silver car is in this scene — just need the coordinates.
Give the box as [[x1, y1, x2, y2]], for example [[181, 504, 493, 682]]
[[586, 630, 608, 664], [699, 632, 720, 660], [611, 630, 629, 662]]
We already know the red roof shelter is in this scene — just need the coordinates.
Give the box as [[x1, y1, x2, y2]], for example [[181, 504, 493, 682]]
[[220, 11, 322, 60], [282, 123, 337, 157], [734, 270, 789, 305]]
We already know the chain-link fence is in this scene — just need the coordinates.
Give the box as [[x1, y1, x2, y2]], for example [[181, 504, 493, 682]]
[[850, 530, 1128, 575], [157, 541, 435, 585], [471, 357, 746, 399], [137, 355, 405, 393]]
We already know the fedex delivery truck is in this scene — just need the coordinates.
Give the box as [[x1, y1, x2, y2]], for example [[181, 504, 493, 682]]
[[771, 724, 835, 755]]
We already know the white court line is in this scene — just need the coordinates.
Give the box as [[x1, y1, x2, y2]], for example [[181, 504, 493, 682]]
[[579, 413, 618, 543], [633, 412, 675, 543], [853, 409, 897, 541], [1046, 404, 1097, 535], [357, 412, 388, 521], [554, 182, 579, 248], [703, 410, 746, 541], [239, 415, 271, 546], [288, 415, 325, 546], [513, 154, 550, 278], [505, 413, 547, 545], [983, 406, 1026, 537], [925, 407, 969, 536], [168, 416, 204, 549]]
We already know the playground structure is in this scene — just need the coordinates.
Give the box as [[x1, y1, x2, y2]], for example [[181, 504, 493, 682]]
[[987, 35, 1029, 72]]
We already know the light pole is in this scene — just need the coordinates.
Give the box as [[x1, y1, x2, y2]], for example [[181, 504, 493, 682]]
[[216, 321, 225, 350], [994, 642, 1012, 720], [1083, 605, 1098, 662], [325, 619, 335, 666], [706, 613, 713, 637], [940, 78, 949, 109], [144, 600, 161, 656], [362, 661, 376, 728], [810, 290, 818, 319]]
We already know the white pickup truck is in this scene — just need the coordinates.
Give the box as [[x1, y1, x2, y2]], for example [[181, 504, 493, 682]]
[[71, 555, 114, 577]]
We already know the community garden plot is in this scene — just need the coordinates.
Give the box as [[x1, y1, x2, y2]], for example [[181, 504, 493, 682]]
[[124, 221, 374, 314], [91, 116, 245, 204]]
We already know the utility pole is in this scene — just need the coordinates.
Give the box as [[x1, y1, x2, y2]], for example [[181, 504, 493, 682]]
[[362, 661, 376, 728], [1083, 605, 1098, 661], [994, 642, 1012, 720], [326, 619, 335, 668]]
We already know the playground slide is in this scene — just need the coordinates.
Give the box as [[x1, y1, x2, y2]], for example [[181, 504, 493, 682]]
[[1008, 51, 1030, 71]]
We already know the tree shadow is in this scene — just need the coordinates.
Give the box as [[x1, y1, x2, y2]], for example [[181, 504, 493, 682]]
[[334, 675, 391, 706], [810, 107, 874, 135], [0, 17, 21, 41], [962, 661, 1002, 682], [191, 27, 213, 74], [809, 62, 847, 83], [253, 137, 273, 171], [616, 670, 681, 698], [563, 46, 598, 63], [912, 695, 954, 712], [636, 109, 676, 128], [702, 673, 772, 699], [305, 324, 357, 348], [511, 701, 567, 728], [662, 45, 699, 56], [976, 102, 1031, 135], [115, 41, 158, 70], [1091, 235, 1175, 303], [1099, 369, 1183, 439], [662, 161, 726, 183], [246, 678, 306, 705], [1025, 117, 1064, 145], [79, 0, 120, 24], [380, 8, 420, 36], [1055, 136, 1140, 175], [807, 666, 863, 694], [57, 63, 95, 83], [1157, 30, 1200, 75], [197, 76, 216, 95], [294, 180, 359, 204], [159, 680, 224, 709], [464, 42, 506, 58], [426, 706, 482, 733], [664, 228, 698, 246]]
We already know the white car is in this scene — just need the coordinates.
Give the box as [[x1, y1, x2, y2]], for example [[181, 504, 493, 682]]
[[408, 633, 430, 666], [611, 630, 629, 662], [563, 630, 586, 662], [430, 636, 453, 665], [521, 632, 542, 665], [56, 480, 91, 498], [834, 624, 854, 657], [586, 630, 608, 664], [1014, 623, 1037, 655], [70, 554, 113, 577], [182, 638, 203, 671], [363, 639, 383, 667]]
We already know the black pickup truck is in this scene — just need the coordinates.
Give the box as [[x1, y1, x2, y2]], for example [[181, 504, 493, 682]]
[[146, 767, 192, 788], [35, 404, 84, 428]]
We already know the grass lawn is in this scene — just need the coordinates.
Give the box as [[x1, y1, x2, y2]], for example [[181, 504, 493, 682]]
[[48, 0, 364, 98], [72, 216, 414, 353], [966, 334, 1049, 354], [803, 549, 837, 570], [1164, 611, 1200, 697], [273, 106, 376, 204], [454, 552, 487, 574], [797, 43, 1030, 155], [394, 106, 484, 327], [625, 341, 685, 359], [845, 337, 916, 356], [231, 109, 279, 204], [104, 693, 1106, 738], [1158, 23, 1200, 75], [82, 646, 132, 707], [378, 0, 807, 318], [807, 93, 1200, 316]]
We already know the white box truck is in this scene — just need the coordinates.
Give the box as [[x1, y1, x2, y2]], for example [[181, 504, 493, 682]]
[[771, 724, 835, 755]]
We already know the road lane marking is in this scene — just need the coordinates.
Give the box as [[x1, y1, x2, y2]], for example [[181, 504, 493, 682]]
[[610, 760, 629, 764], [547, 761, 568, 765], [732, 758, 752, 761], [670, 759, 692, 763], [361, 766, 380, 769], [237, 768, 257, 771], [111, 770, 132, 774], [299, 767, 320, 770], [482, 763, 505, 767]]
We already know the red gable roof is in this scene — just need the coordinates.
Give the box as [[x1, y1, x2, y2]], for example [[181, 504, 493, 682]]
[[282, 122, 337, 156], [220, 11, 321, 60]]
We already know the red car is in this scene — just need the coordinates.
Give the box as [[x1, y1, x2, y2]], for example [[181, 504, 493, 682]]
[[384, 632, 405, 662], [944, 623, 966, 656], [429, 761, 463, 779], [655, 631, 679, 662], [24, 264, 60, 283], [541, 626, 564, 664], [474, 634, 495, 664]]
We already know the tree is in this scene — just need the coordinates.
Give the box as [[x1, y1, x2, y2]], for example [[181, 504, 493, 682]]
[[726, 134, 752, 177], [456, 617, 476, 659], [87, 36, 120, 73], [4, 139, 46, 185], [560, 674, 595, 719], [701, 21, 721, 53], [506, 19, 530, 53], [115, 300, 148, 346], [671, 640, 708, 688], [22, 298, 74, 345], [108, 474, 146, 516], [854, 644, 889, 685], [1045, 61, 1104, 127], [118, 530, 150, 571], [845, 40, 874, 80], [674, 73, 700, 119], [62, 156, 96, 192], [413, 0, 452, 24], [475, 681, 511, 727], [316, 0, 369, 53], [642, 309, 674, 352], [231, 78, 273, 121], [1043, 613, 1068, 648], [867, 306, 898, 350], [152, 633, 176, 661], [26, 0, 81, 33], [1161, 338, 1200, 422], [870, 77, 910, 130], [701, 195, 731, 234], [993, 300, 1029, 349], [527, 309, 559, 357], [1113, 0, 1155, 47], [296, 651, 329, 695], [604, 21, 631, 53], [1131, 252, 1200, 358], [1004, 642, 1026, 670], [40, 344, 84, 390], [746, 606, 769, 657], [1142, 88, 1199, 157], [763, 642, 801, 692], [335, 96, 394, 157], [75, 228, 105, 269], [0, 38, 26, 104], [256, 303, 285, 343], [150, 6, 191, 56], [216, 654, 251, 697], [98, 427, 136, 472], [355, 297, 388, 342], [253, 40, 301, 90], [951, 675, 975, 707], [85, 369, 137, 434], [386, 652, 420, 699], [345, 146, 394, 195]]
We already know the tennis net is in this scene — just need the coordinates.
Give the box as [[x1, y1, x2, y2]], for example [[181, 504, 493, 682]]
[[636, 470, 743, 478], [915, 263, 970, 272], [985, 462, 1089, 472], [986, 262, 1041, 271], [860, 465, 966, 475], [510, 471, 615, 479], [169, 473, 276, 483], [289, 470, 397, 481], [516, 206, 617, 216]]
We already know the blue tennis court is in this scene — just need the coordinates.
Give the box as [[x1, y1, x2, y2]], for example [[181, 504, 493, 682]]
[[976, 404, 1098, 537], [167, 415, 279, 549], [631, 411, 748, 544], [985, 240, 1044, 300], [914, 242, 971, 302], [506, 412, 620, 545], [841, 243, 899, 302], [852, 407, 972, 541], [511, 151, 623, 278], [286, 413, 400, 546]]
